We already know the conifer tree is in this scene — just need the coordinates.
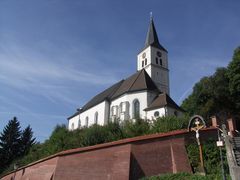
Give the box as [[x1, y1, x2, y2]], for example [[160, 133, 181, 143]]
[[20, 125, 36, 155], [0, 117, 21, 171]]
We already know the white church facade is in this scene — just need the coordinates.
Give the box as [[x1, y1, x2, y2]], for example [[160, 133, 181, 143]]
[[68, 18, 184, 130]]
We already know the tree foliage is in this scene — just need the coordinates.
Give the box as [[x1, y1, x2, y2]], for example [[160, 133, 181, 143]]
[[0, 117, 35, 174], [151, 115, 189, 133], [122, 119, 151, 138], [0, 117, 21, 170], [20, 125, 36, 155], [141, 172, 230, 180], [227, 47, 240, 109], [186, 139, 229, 175], [181, 47, 240, 121]]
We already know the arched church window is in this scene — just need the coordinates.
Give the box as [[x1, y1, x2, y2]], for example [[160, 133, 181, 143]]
[[78, 119, 81, 128], [94, 112, 98, 124], [156, 57, 158, 64], [112, 106, 118, 116], [85, 117, 89, 127], [142, 61, 144, 67], [71, 123, 74, 130], [160, 59, 162, 66], [126, 101, 130, 111], [133, 99, 140, 119], [119, 103, 123, 113], [145, 58, 147, 65]]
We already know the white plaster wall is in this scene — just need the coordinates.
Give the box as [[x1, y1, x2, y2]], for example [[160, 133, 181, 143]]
[[110, 91, 148, 121], [146, 106, 183, 120], [146, 107, 166, 120], [68, 101, 109, 130], [137, 47, 151, 71], [68, 114, 80, 130], [137, 46, 170, 94], [150, 47, 168, 68], [151, 47, 169, 94]]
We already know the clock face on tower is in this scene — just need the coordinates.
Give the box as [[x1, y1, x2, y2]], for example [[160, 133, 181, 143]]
[[142, 52, 146, 59], [157, 51, 162, 57]]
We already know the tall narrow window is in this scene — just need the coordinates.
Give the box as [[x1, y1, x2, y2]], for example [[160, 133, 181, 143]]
[[71, 123, 74, 130], [156, 57, 158, 64], [142, 61, 144, 67], [145, 58, 147, 65], [119, 103, 123, 113], [94, 112, 98, 124], [113, 106, 118, 116], [78, 119, 81, 128], [133, 99, 140, 119], [160, 59, 162, 66], [85, 117, 89, 127], [122, 102, 126, 112]]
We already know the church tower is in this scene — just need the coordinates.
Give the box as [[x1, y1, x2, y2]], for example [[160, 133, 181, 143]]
[[137, 18, 170, 95]]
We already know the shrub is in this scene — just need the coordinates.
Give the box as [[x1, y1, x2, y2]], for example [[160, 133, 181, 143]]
[[122, 119, 151, 138], [151, 115, 189, 133], [186, 139, 229, 175], [141, 172, 230, 180]]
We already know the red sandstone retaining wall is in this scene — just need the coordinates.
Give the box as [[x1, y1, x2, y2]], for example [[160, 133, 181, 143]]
[[54, 144, 131, 180], [1, 128, 217, 180], [2, 157, 58, 180]]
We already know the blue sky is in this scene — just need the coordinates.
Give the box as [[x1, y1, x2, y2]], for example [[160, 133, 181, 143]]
[[0, 0, 240, 142]]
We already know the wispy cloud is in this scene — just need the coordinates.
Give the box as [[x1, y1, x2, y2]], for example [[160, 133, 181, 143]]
[[0, 40, 118, 105]]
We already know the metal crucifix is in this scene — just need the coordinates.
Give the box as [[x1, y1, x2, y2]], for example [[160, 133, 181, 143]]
[[188, 115, 206, 173]]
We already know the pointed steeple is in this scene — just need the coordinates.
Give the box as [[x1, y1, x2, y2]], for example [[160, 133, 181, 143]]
[[144, 17, 167, 52]]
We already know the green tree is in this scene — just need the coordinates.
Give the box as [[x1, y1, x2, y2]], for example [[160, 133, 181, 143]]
[[20, 125, 36, 155], [0, 117, 21, 172], [182, 47, 240, 120], [227, 47, 240, 110], [151, 115, 189, 133], [43, 124, 81, 154], [181, 67, 234, 121], [122, 119, 150, 138]]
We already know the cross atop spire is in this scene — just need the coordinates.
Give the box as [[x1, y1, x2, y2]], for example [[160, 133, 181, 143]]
[[150, 12, 153, 20], [144, 17, 167, 52]]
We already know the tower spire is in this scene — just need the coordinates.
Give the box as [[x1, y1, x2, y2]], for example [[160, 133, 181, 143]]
[[144, 17, 167, 52], [150, 12, 153, 20], [137, 16, 169, 94]]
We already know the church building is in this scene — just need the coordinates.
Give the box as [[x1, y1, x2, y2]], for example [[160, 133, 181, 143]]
[[68, 18, 184, 130]]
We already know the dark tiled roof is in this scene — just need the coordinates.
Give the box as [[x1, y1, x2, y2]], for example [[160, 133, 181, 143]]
[[111, 69, 159, 99], [143, 18, 167, 52], [67, 80, 124, 120], [81, 80, 124, 111], [144, 93, 184, 112], [68, 69, 159, 119]]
